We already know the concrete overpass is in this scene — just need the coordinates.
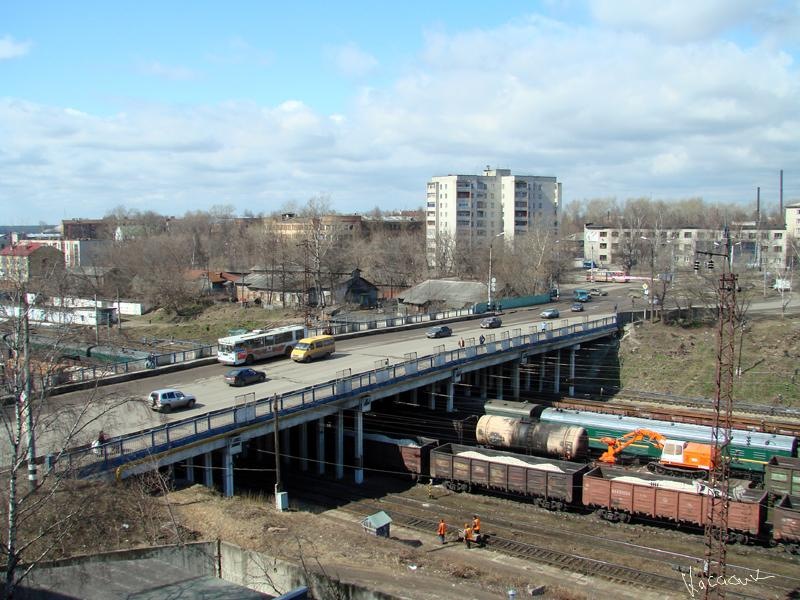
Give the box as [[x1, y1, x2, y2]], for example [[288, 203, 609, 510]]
[[49, 312, 618, 497]]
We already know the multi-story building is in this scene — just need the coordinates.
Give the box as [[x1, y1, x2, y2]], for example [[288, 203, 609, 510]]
[[583, 216, 795, 273], [0, 243, 65, 284], [786, 202, 800, 240], [425, 166, 560, 266]]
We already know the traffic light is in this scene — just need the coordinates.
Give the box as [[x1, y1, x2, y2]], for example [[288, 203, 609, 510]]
[[707, 259, 715, 270], [693, 260, 700, 273]]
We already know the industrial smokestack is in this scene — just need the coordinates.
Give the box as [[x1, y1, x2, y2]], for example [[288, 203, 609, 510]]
[[756, 187, 760, 223], [780, 169, 784, 214]]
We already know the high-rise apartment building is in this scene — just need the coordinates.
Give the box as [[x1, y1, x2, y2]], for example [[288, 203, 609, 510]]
[[425, 166, 560, 266]]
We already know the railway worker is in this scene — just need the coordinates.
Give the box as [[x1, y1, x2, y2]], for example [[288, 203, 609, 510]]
[[437, 519, 447, 544], [463, 523, 473, 549], [471, 515, 481, 536], [478, 334, 485, 345], [458, 337, 465, 349]]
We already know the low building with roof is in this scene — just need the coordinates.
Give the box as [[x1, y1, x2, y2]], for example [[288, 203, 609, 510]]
[[398, 279, 487, 312]]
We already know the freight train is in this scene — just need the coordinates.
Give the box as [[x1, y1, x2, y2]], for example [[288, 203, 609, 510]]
[[483, 400, 798, 477], [352, 431, 800, 553]]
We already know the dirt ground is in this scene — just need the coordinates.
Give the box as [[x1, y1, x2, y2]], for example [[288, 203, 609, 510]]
[[167, 484, 686, 600]]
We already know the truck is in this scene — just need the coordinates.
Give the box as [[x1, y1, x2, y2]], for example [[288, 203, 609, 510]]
[[573, 289, 591, 302]]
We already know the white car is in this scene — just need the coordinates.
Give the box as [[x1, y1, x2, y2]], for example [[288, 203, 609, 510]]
[[149, 389, 196, 412]]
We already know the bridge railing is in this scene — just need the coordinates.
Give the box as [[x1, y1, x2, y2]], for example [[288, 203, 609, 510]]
[[64, 316, 617, 474]]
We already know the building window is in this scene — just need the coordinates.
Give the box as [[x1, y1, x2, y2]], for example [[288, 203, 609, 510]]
[[600, 231, 607, 237], [600, 243, 607, 249], [599, 255, 608, 261], [773, 246, 782, 253], [611, 231, 619, 237], [612, 243, 619, 249], [684, 232, 692, 238], [774, 232, 783, 239]]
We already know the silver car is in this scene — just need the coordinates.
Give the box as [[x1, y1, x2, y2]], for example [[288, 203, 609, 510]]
[[149, 388, 197, 412]]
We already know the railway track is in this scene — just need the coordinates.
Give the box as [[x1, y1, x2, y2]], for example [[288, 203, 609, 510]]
[[286, 474, 793, 598], [617, 389, 800, 420]]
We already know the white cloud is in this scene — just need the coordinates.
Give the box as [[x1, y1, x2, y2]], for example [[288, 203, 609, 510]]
[[140, 61, 199, 81], [0, 35, 31, 60], [328, 42, 378, 78], [0, 14, 798, 222]]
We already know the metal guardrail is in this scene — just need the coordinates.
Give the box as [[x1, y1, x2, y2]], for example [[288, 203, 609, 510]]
[[65, 316, 618, 476], [306, 307, 476, 336]]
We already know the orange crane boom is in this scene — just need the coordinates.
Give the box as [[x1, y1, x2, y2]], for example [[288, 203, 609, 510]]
[[598, 428, 717, 474]]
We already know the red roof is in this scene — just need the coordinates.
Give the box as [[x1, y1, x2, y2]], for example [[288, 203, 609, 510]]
[[0, 243, 45, 257]]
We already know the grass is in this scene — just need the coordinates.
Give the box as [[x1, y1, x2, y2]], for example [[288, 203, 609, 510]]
[[619, 314, 800, 406]]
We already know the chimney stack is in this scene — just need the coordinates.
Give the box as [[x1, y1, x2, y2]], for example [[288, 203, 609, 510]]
[[780, 169, 784, 214], [756, 187, 761, 223]]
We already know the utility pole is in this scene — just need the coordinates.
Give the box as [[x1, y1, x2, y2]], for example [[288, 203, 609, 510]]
[[22, 290, 37, 490], [273, 394, 281, 494], [702, 228, 737, 599]]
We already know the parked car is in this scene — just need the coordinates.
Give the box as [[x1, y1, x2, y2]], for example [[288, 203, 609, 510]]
[[589, 288, 608, 296], [570, 303, 584, 312], [149, 389, 196, 412], [224, 367, 267, 387], [540, 309, 560, 319], [426, 325, 453, 339], [480, 316, 502, 329]]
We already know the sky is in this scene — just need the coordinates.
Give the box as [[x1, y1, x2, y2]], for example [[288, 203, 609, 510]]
[[1, 0, 799, 224]]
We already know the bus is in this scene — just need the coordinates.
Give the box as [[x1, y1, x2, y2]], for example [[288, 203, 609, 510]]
[[587, 270, 629, 283], [217, 324, 307, 365]]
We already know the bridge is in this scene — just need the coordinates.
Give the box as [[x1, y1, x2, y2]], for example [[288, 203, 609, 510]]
[[46, 313, 619, 498]]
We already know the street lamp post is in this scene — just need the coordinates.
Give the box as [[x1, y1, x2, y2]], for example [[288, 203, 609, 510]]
[[488, 232, 505, 311], [641, 236, 655, 324]]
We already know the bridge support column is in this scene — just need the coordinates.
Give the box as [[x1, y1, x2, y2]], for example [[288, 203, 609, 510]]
[[222, 446, 234, 498], [569, 344, 580, 397], [480, 369, 488, 400], [204, 452, 213, 488], [411, 387, 418, 406], [446, 379, 455, 413], [354, 406, 364, 484], [496, 366, 504, 400], [512, 359, 521, 399], [554, 349, 561, 394], [185, 457, 194, 484], [538, 354, 546, 392], [281, 428, 291, 468], [317, 418, 325, 475], [428, 384, 436, 410], [336, 409, 344, 480], [299, 422, 308, 472], [524, 360, 532, 392]]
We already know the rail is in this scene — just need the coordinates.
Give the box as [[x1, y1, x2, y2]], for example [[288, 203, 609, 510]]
[[62, 316, 618, 476]]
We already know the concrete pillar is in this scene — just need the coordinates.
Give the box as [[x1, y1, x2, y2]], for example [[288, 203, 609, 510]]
[[222, 446, 234, 498], [496, 366, 504, 400], [354, 406, 364, 484], [524, 359, 532, 392], [185, 456, 194, 484], [512, 359, 520, 400], [204, 451, 214, 488], [538, 354, 546, 392], [411, 387, 418, 406], [317, 417, 326, 475], [480, 369, 488, 400], [281, 428, 291, 467], [569, 345, 579, 397], [299, 422, 308, 472], [554, 349, 561, 394], [446, 379, 455, 413], [336, 409, 344, 480], [428, 383, 436, 410]]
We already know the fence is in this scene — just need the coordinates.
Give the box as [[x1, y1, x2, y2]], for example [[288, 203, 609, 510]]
[[307, 307, 475, 336], [63, 315, 618, 476]]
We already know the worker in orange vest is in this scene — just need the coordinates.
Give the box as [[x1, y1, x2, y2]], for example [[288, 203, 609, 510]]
[[463, 523, 473, 549], [437, 519, 447, 544], [472, 515, 481, 535]]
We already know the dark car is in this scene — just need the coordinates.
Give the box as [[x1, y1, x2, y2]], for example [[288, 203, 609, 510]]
[[570, 303, 584, 312], [540, 308, 560, 319], [480, 316, 502, 329], [224, 367, 267, 387], [426, 325, 453, 339]]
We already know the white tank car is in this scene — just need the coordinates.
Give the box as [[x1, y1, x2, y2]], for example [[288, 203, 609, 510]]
[[475, 415, 588, 460]]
